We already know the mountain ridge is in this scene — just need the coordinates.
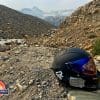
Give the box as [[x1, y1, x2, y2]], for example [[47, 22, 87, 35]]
[[0, 5, 53, 39]]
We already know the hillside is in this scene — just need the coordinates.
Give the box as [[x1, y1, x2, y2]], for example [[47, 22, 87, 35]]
[[34, 0, 100, 51], [0, 5, 53, 39]]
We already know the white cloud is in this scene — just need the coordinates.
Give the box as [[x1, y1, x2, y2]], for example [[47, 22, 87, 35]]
[[0, 0, 93, 11]]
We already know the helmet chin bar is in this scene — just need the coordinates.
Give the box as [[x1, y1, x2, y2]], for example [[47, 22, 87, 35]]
[[54, 68, 99, 90]]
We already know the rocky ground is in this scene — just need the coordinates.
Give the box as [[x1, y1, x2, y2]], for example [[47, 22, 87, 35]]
[[0, 0, 99, 100], [0, 41, 67, 100], [0, 40, 100, 100]]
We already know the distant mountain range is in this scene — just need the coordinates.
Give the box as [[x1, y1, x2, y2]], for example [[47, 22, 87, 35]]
[[44, 16, 66, 27], [21, 7, 44, 18], [21, 7, 73, 26]]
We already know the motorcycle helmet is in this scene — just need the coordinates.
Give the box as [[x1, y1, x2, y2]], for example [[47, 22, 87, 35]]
[[52, 48, 98, 89]]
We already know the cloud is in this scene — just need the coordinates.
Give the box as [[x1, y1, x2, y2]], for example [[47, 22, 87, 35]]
[[0, 0, 92, 11]]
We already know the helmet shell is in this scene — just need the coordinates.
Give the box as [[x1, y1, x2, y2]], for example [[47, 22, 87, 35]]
[[52, 48, 90, 70], [52, 48, 98, 89]]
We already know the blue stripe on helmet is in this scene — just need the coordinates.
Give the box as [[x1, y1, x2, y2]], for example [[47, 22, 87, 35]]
[[65, 57, 89, 73]]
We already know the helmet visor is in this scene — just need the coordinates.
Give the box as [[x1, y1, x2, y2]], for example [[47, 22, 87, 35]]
[[66, 57, 97, 76], [82, 57, 97, 75]]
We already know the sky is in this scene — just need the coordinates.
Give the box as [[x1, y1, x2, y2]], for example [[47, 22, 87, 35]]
[[0, 0, 92, 12]]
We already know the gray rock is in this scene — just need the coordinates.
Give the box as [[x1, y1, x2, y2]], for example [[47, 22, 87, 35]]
[[0, 56, 9, 61], [29, 79, 34, 85], [0, 45, 10, 52], [15, 50, 21, 54], [95, 55, 100, 61], [20, 71, 25, 74]]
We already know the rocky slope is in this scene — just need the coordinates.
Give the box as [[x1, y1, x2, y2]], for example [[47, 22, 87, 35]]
[[32, 0, 100, 51], [0, 5, 53, 39]]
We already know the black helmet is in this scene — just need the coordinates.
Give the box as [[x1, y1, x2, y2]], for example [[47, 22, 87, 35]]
[[52, 48, 98, 89]]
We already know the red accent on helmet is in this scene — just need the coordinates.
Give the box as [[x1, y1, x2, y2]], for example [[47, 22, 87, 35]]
[[83, 57, 97, 76]]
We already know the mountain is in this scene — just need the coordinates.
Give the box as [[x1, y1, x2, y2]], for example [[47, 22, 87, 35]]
[[21, 7, 44, 18], [44, 16, 66, 27], [43, 10, 73, 26], [31, 0, 100, 51], [0, 5, 53, 39], [21, 7, 73, 27]]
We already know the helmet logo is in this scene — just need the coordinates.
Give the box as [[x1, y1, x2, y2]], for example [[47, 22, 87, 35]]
[[56, 71, 64, 80]]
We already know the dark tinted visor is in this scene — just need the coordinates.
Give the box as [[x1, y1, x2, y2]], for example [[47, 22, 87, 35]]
[[66, 57, 97, 76]]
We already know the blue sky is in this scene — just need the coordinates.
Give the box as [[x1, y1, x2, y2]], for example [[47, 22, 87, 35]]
[[0, 0, 92, 11]]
